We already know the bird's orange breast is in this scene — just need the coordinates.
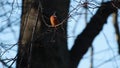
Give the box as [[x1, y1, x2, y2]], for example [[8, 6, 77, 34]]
[[50, 15, 59, 27]]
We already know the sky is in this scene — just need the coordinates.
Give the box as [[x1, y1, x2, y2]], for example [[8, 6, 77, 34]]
[[0, 0, 120, 68], [0, 0, 21, 67]]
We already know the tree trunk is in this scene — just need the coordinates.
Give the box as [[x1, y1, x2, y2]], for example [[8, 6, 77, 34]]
[[17, 0, 70, 68], [17, 0, 120, 68], [112, 11, 120, 54]]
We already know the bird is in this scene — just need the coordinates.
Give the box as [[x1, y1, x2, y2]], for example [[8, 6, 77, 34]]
[[50, 12, 59, 27]]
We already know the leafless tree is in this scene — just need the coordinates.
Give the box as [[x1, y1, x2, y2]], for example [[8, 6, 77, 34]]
[[0, 0, 120, 68]]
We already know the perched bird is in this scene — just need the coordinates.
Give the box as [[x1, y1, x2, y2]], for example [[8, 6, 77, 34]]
[[50, 13, 59, 27]]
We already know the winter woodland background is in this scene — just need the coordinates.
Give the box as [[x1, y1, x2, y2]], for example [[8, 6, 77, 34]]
[[0, 0, 120, 68]]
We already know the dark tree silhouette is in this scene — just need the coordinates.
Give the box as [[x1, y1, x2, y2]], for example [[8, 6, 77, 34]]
[[17, 0, 120, 68]]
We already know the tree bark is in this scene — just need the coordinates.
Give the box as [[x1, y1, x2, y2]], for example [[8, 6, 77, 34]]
[[17, 0, 70, 68], [112, 11, 120, 54], [70, 1, 119, 67], [17, 0, 120, 68]]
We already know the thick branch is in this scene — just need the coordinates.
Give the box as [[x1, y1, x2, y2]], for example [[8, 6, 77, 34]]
[[70, 1, 119, 67]]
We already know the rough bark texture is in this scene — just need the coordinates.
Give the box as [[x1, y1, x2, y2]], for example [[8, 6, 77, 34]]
[[17, 0, 40, 68], [17, 0, 120, 68], [17, 0, 70, 68]]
